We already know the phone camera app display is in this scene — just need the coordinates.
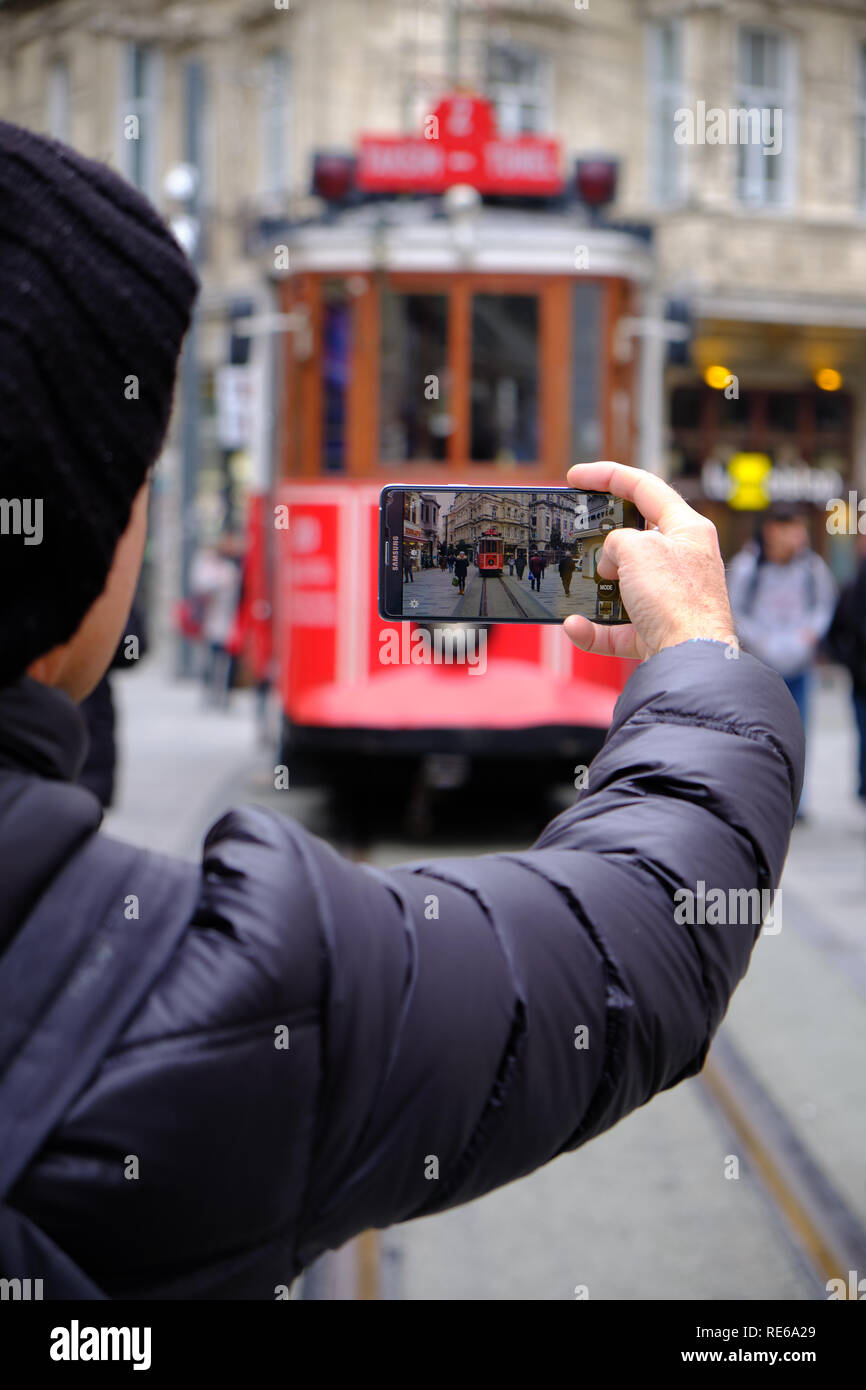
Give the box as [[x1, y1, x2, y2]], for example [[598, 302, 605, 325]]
[[400, 489, 626, 623]]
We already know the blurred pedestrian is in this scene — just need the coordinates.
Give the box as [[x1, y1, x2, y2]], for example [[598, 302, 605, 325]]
[[826, 538, 866, 818], [559, 553, 576, 595], [515, 552, 526, 580], [190, 537, 242, 709], [453, 549, 468, 596], [727, 503, 835, 814], [528, 551, 543, 591], [403, 549, 414, 583]]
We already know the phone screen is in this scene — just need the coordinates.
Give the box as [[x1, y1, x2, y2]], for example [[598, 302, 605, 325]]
[[379, 486, 644, 624]]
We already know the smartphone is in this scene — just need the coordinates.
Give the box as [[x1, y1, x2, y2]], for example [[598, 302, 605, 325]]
[[379, 486, 645, 624]]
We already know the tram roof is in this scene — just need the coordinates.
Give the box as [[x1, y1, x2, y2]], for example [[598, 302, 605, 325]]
[[282, 201, 653, 281]]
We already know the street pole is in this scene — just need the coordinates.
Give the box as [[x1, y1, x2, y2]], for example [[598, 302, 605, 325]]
[[638, 286, 667, 481], [614, 302, 689, 484], [171, 59, 206, 678]]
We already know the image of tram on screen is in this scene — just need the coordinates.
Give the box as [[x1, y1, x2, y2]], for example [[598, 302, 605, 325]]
[[379, 487, 643, 624]]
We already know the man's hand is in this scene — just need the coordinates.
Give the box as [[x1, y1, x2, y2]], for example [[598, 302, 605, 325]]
[[563, 461, 738, 661]]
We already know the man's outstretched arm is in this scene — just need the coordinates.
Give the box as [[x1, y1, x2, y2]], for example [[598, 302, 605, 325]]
[[284, 467, 804, 1264]]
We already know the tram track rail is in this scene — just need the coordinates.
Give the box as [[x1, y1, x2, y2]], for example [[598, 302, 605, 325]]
[[478, 572, 534, 620], [702, 1034, 866, 1293]]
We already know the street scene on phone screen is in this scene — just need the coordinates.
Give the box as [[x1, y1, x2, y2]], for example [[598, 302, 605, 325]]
[[400, 489, 626, 620]]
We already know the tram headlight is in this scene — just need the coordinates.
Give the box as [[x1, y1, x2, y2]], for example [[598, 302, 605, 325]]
[[415, 621, 491, 672]]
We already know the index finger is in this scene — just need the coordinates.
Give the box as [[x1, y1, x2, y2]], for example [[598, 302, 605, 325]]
[[566, 461, 694, 533]]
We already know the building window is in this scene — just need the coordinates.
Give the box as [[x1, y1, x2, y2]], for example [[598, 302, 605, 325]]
[[858, 43, 866, 208], [121, 42, 160, 199], [180, 60, 208, 261], [261, 49, 291, 199], [736, 28, 791, 207], [484, 43, 551, 135], [183, 61, 208, 200], [47, 57, 71, 142], [647, 20, 684, 204]]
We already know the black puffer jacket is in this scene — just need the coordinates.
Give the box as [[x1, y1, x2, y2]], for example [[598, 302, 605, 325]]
[[0, 643, 804, 1298]]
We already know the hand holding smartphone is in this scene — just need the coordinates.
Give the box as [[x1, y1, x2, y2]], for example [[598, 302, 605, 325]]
[[379, 485, 645, 625]]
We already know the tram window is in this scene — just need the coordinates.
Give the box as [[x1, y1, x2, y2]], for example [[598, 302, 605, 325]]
[[571, 282, 602, 461], [380, 292, 449, 462], [471, 294, 538, 461], [322, 284, 351, 473]]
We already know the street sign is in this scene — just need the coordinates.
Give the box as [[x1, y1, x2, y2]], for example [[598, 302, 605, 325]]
[[216, 364, 253, 450], [357, 94, 563, 196]]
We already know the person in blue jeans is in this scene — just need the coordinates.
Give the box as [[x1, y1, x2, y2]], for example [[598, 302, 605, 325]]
[[727, 502, 836, 819]]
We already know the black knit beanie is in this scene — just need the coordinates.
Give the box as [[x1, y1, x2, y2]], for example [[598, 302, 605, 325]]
[[0, 120, 199, 687]]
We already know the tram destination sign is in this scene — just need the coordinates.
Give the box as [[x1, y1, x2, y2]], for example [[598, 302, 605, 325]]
[[358, 94, 563, 196]]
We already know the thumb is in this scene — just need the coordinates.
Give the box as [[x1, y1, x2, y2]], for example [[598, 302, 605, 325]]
[[597, 526, 639, 579]]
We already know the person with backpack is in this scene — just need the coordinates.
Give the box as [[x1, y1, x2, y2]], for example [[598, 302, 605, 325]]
[[0, 120, 804, 1300], [727, 502, 835, 815]]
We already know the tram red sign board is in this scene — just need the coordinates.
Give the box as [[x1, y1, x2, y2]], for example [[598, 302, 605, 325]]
[[357, 94, 563, 196]]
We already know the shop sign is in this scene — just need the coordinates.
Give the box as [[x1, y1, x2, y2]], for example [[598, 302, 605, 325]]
[[702, 455, 844, 509]]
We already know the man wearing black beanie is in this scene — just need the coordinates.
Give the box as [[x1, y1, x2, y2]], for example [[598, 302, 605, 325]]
[[0, 121, 803, 1300]]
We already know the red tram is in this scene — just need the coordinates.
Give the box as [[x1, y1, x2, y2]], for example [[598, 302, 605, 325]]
[[264, 109, 651, 781], [476, 530, 504, 575]]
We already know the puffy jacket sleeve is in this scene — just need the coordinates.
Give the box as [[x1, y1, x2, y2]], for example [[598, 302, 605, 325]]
[[276, 642, 804, 1265]]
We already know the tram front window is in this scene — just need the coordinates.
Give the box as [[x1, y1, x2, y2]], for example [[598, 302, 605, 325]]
[[471, 294, 538, 462], [380, 292, 449, 462]]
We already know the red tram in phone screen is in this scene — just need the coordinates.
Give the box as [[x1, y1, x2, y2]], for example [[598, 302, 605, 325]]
[[258, 141, 649, 782], [476, 530, 504, 575]]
